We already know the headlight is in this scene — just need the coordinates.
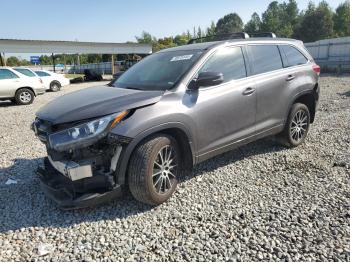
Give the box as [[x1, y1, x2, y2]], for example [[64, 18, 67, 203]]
[[49, 111, 128, 151]]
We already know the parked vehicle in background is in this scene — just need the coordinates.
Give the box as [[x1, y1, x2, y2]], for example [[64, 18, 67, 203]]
[[35, 70, 70, 92], [84, 69, 103, 81], [120, 58, 141, 71], [0, 67, 45, 105], [33, 33, 321, 209]]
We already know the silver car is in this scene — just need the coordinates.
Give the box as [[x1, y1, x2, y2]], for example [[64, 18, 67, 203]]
[[0, 67, 46, 105], [33, 35, 320, 209]]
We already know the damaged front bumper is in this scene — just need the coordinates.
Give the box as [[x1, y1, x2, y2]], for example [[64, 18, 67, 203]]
[[38, 158, 123, 210], [35, 131, 131, 209]]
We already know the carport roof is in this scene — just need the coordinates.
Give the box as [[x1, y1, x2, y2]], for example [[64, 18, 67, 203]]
[[0, 38, 152, 54]]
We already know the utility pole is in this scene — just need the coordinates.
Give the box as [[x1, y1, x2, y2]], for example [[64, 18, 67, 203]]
[[63, 54, 66, 73], [111, 54, 115, 75], [0, 52, 5, 66], [52, 53, 56, 72]]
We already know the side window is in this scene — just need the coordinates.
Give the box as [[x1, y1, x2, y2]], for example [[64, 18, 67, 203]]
[[280, 45, 308, 67], [247, 45, 283, 75], [198, 46, 246, 84], [14, 68, 36, 77], [0, 69, 19, 80], [35, 71, 50, 77]]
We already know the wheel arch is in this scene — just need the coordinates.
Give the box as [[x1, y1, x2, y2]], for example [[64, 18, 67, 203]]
[[288, 84, 318, 123], [15, 86, 36, 97], [50, 80, 61, 86], [115, 123, 195, 185]]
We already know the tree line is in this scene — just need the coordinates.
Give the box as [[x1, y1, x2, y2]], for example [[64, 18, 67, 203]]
[[4, 0, 350, 66], [137, 0, 350, 51]]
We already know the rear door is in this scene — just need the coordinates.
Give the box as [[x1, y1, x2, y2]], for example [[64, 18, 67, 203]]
[[278, 44, 312, 97], [246, 44, 289, 132], [0, 69, 21, 98], [190, 46, 257, 158]]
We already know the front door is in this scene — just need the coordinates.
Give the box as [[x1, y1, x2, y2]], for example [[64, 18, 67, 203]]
[[187, 46, 257, 159]]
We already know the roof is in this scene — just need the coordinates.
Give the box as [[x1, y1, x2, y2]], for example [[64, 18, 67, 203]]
[[158, 38, 302, 53], [0, 39, 152, 54]]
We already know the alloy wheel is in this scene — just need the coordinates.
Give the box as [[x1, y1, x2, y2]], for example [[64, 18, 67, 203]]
[[51, 84, 59, 91], [290, 109, 308, 143], [152, 145, 177, 194], [19, 92, 32, 103]]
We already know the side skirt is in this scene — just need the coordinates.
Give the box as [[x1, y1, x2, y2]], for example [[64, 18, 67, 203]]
[[196, 124, 284, 164]]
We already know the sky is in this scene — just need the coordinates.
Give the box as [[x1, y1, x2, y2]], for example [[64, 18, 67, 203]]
[[0, 0, 345, 59]]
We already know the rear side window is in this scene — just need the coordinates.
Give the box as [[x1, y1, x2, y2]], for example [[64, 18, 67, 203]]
[[35, 71, 51, 77], [280, 45, 308, 67], [14, 68, 36, 77], [0, 69, 19, 80], [247, 45, 283, 75], [198, 46, 246, 83]]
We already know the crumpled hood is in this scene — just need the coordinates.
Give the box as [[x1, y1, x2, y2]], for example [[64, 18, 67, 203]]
[[36, 86, 164, 124]]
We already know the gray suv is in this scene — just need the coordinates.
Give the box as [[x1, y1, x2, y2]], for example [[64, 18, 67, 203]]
[[33, 35, 320, 209]]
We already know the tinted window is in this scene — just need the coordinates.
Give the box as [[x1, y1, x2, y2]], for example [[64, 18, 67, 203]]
[[248, 45, 283, 75], [35, 71, 51, 77], [280, 45, 308, 67], [14, 68, 36, 77], [198, 47, 246, 83], [0, 69, 19, 80]]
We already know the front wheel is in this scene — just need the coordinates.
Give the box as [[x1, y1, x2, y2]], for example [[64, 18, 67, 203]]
[[128, 135, 180, 205], [278, 103, 310, 147]]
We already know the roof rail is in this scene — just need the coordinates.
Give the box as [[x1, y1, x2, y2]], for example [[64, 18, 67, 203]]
[[249, 32, 277, 38], [187, 32, 250, 45]]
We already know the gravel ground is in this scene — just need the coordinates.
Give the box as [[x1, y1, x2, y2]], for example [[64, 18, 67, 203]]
[[0, 77, 349, 261]]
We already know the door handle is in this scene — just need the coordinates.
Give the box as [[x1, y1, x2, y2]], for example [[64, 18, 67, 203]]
[[242, 87, 255, 96], [286, 75, 295, 81]]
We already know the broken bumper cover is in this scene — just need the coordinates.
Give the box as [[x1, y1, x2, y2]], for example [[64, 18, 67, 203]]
[[38, 158, 122, 210]]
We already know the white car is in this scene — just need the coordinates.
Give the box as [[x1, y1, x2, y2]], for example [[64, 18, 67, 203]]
[[0, 67, 46, 105], [34, 70, 70, 92]]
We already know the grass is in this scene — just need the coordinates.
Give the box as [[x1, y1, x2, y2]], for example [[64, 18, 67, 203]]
[[64, 74, 84, 79]]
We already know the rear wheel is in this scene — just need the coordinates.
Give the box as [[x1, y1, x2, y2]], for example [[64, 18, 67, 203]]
[[50, 81, 61, 92], [278, 103, 310, 147], [15, 88, 34, 105], [128, 135, 180, 205]]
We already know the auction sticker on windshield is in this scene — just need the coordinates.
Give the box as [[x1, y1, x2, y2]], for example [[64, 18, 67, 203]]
[[170, 54, 193, 62]]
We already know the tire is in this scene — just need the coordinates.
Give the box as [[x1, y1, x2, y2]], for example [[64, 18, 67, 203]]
[[128, 135, 180, 205], [15, 88, 34, 105], [278, 103, 310, 147], [50, 81, 61, 92]]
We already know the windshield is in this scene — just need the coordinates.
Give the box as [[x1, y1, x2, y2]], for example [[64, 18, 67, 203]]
[[114, 50, 203, 91]]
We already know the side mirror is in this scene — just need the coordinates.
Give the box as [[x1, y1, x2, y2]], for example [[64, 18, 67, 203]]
[[188, 71, 224, 90]]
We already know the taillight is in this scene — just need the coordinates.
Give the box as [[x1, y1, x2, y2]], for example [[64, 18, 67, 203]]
[[312, 64, 321, 75]]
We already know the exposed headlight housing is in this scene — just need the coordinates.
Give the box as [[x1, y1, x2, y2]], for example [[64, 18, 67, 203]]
[[49, 111, 128, 151]]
